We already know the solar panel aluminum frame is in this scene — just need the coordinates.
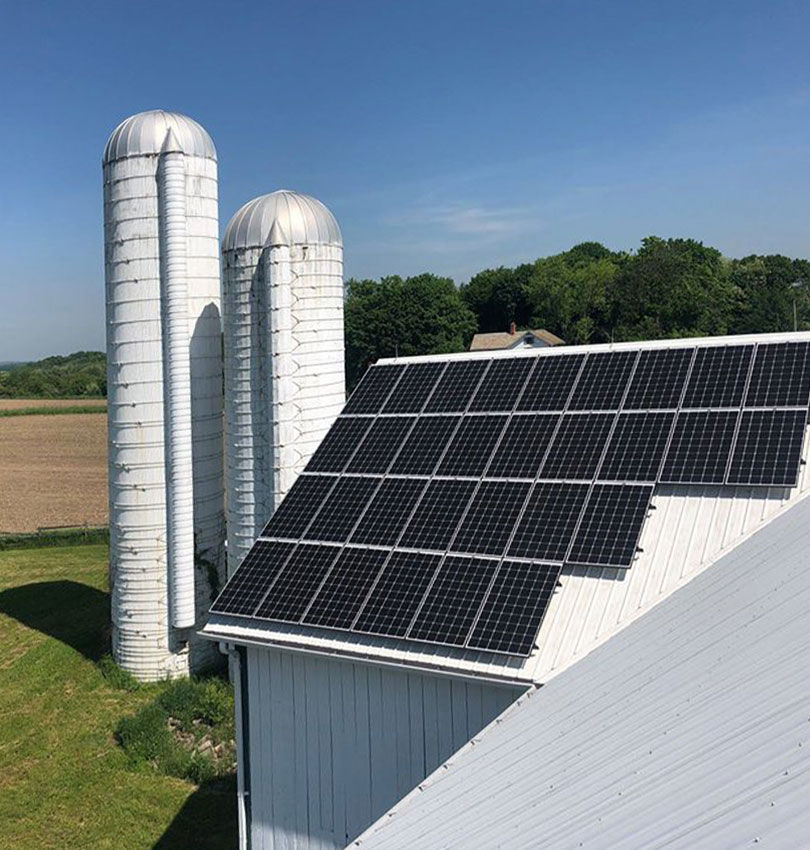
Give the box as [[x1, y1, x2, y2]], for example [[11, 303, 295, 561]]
[[724, 405, 809, 488], [565, 482, 655, 569], [595, 347, 696, 487], [466, 560, 564, 655], [342, 363, 407, 415], [549, 350, 642, 569]]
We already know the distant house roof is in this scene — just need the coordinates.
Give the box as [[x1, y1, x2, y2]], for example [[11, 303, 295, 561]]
[[354, 492, 810, 849], [469, 327, 564, 350]]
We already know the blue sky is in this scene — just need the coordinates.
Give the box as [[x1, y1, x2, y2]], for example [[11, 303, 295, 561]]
[[2, 0, 810, 359]]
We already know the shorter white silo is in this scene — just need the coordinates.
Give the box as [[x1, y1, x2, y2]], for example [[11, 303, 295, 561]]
[[222, 191, 345, 573]]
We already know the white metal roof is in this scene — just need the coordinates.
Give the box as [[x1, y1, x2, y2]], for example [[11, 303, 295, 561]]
[[103, 109, 216, 163], [202, 331, 810, 686], [222, 190, 342, 250], [353, 489, 810, 849]]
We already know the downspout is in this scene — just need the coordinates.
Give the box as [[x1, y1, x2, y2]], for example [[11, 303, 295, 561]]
[[224, 643, 251, 850], [159, 128, 196, 629]]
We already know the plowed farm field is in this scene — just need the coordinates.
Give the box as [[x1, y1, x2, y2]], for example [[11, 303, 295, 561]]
[[0, 412, 107, 532]]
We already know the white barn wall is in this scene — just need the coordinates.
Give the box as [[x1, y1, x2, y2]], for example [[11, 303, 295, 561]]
[[243, 645, 521, 850]]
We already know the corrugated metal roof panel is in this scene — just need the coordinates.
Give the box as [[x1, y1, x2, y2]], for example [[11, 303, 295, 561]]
[[354, 492, 810, 849]]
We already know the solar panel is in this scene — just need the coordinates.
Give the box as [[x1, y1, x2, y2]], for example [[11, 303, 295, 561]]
[[346, 416, 415, 474], [399, 479, 476, 551], [437, 415, 507, 477], [302, 547, 390, 629], [599, 412, 675, 482], [508, 482, 589, 560], [567, 351, 637, 411], [343, 364, 405, 414], [451, 480, 532, 556], [660, 411, 739, 484], [682, 345, 753, 409], [218, 337, 810, 657], [745, 342, 810, 408], [354, 550, 442, 637], [567, 484, 653, 568], [467, 561, 561, 655], [408, 555, 498, 646], [254, 543, 339, 622], [305, 476, 380, 542], [540, 413, 614, 480], [623, 348, 693, 410], [516, 353, 585, 411], [210, 540, 294, 615], [468, 358, 535, 412], [350, 477, 427, 545], [486, 414, 559, 479], [727, 409, 807, 486], [389, 415, 460, 475], [383, 362, 445, 413], [306, 416, 374, 473], [423, 360, 488, 413], [261, 475, 337, 540]]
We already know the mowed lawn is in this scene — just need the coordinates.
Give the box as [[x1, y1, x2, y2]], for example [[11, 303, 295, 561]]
[[0, 544, 236, 850]]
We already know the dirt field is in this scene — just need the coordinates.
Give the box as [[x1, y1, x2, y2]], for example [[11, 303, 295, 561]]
[[0, 398, 106, 411], [0, 413, 108, 532]]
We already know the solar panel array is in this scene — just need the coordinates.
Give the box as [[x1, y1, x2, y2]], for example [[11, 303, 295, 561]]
[[213, 340, 810, 657]]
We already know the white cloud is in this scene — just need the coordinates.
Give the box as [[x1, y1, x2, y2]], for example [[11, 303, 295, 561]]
[[386, 201, 545, 240]]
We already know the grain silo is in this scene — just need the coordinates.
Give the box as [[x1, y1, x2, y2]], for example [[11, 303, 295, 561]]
[[103, 109, 225, 681], [221, 191, 345, 573]]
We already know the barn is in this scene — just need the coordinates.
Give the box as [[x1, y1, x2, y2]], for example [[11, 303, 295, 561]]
[[202, 331, 810, 849]]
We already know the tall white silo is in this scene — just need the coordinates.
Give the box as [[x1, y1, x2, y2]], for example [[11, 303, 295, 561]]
[[103, 110, 225, 681], [222, 191, 345, 573]]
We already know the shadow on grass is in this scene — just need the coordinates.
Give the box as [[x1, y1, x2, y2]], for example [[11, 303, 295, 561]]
[[153, 776, 238, 850], [0, 580, 109, 661]]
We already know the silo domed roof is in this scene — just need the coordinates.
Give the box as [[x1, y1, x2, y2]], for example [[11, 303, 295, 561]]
[[223, 191, 342, 250], [103, 110, 216, 164]]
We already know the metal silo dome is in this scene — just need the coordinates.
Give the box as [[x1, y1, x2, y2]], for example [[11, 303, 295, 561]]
[[223, 190, 342, 250], [103, 109, 217, 163]]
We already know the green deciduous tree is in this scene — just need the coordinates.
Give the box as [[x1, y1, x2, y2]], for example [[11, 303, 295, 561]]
[[525, 243, 623, 344], [610, 237, 736, 340], [728, 254, 810, 334], [460, 264, 534, 332], [0, 351, 107, 398], [344, 273, 477, 388]]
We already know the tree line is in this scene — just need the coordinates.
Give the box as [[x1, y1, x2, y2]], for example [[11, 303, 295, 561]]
[[5, 236, 809, 397], [345, 237, 810, 387], [0, 351, 107, 398]]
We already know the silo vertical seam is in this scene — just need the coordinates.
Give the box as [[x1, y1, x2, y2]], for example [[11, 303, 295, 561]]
[[159, 130, 196, 629], [268, 235, 296, 508]]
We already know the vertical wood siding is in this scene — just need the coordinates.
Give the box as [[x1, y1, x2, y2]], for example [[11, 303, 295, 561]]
[[245, 647, 521, 849]]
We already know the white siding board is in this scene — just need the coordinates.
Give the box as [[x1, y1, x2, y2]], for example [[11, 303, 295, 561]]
[[354, 495, 810, 849], [245, 647, 520, 849]]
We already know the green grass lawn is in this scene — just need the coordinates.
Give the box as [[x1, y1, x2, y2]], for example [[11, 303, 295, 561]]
[[0, 544, 237, 850], [0, 405, 107, 417]]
